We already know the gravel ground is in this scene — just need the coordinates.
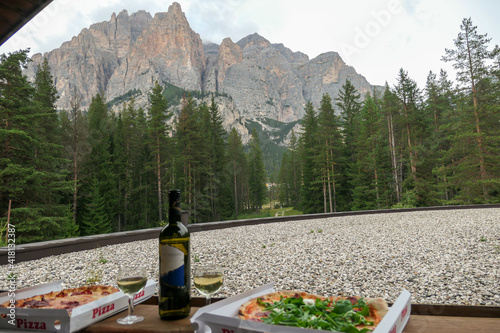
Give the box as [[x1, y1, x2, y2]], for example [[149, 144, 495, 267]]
[[1, 209, 499, 306]]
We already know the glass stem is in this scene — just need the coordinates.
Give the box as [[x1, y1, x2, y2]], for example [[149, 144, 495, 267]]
[[128, 295, 135, 317], [206, 295, 212, 306]]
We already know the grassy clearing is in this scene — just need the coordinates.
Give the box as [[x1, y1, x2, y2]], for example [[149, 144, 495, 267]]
[[236, 207, 302, 220]]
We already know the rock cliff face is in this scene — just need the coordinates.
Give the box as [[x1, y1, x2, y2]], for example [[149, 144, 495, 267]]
[[26, 2, 376, 144], [27, 9, 152, 108], [105, 2, 205, 107]]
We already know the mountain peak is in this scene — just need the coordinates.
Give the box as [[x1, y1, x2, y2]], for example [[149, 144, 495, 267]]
[[169, 1, 182, 13], [165, 2, 187, 23], [237, 33, 270, 50]]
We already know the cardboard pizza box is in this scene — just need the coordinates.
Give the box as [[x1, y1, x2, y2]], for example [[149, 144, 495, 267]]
[[0, 279, 156, 333], [191, 283, 411, 333]]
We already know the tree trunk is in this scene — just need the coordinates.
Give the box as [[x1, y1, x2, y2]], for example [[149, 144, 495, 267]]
[[156, 137, 162, 222], [322, 175, 327, 213], [403, 104, 417, 178], [387, 112, 401, 202], [72, 115, 78, 226], [234, 164, 238, 218], [466, 30, 487, 198], [326, 147, 333, 213], [374, 167, 380, 209]]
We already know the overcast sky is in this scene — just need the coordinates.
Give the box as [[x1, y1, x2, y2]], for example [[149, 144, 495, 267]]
[[1, 0, 499, 88]]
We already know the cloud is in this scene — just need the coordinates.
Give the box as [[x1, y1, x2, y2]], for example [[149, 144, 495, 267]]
[[185, 0, 260, 44], [0, 0, 498, 89]]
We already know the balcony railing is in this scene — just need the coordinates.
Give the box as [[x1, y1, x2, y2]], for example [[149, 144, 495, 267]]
[[1, 204, 499, 264]]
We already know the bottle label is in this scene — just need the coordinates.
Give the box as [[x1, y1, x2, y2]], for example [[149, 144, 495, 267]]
[[160, 244, 185, 287]]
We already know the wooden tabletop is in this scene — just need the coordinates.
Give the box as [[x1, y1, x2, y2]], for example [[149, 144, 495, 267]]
[[403, 315, 500, 332], [81, 305, 195, 333], [81, 303, 500, 333]]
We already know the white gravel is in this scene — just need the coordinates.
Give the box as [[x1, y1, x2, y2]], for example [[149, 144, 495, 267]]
[[1, 209, 499, 306]]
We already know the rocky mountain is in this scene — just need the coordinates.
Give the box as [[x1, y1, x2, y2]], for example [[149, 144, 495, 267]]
[[25, 2, 376, 146]]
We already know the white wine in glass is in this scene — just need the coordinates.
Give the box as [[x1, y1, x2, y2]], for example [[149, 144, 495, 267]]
[[116, 266, 147, 325], [193, 265, 223, 305]]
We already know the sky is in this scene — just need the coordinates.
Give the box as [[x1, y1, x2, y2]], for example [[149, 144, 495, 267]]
[[1, 0, 499, 88]]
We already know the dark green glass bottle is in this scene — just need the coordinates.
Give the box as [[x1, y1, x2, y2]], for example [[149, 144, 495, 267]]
[[159, 189, 191, 320]]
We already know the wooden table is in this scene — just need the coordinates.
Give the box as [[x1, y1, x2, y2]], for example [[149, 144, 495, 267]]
[[81, 300, 500, 333]]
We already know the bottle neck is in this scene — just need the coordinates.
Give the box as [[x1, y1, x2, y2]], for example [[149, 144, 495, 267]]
[[167, 189, 182, 225], [168, 205, 181, 224]]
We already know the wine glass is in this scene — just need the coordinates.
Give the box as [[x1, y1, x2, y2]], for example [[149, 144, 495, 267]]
[[116, 266, 148, 325], [193, 264, 224, 305]]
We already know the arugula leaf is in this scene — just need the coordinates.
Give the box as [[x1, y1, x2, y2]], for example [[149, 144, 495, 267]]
[[333, 300, 353, 314], [357, 305, 370, 317]]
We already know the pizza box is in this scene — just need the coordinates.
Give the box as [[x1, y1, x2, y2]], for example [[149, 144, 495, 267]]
[[0, 279, 156, 333], [191, 283, 411, 333]]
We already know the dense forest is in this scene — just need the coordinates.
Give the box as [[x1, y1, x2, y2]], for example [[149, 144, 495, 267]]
[[279, 18, 500, 213], [1, 18, 499, 244], [0, 54, 268, 244]]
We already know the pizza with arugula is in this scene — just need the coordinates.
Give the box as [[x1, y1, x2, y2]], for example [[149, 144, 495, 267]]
[[238, 291, 389, 332]]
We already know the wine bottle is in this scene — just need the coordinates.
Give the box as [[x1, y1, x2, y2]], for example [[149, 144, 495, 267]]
[[159, 189, 191, 320]]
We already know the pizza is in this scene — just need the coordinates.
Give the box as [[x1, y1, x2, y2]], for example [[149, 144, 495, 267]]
[[0, 285, 119, 314], [238, 291, 389, 332]]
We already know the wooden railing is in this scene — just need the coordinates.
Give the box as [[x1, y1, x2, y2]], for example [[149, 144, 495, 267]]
[[1, 204, 499, 264]]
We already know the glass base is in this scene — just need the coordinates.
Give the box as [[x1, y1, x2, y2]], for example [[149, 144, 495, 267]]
[[117, 315, 144, 325]]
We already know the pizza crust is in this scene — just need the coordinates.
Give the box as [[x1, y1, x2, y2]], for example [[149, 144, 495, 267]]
[[366, 297, 389, 318]]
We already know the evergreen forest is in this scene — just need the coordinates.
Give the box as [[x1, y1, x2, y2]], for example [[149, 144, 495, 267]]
[[1, 18, 499, 244]]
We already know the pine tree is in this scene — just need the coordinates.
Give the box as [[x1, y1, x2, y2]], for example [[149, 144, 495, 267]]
[[299, 101, 322, 213], [381, 85, 403, 204], [287, 130, 301, 208], [394, 69, 421, 182], [248, 128, 267, 212], [33, 58, 60, 145], [81, 177, 112, 235], [395, 69, 436, 206], [32, 57, 76, 237], [117, 98, 152, 230], [425, 70, 455, 202], [317, 93, 343, 212], [133, 105, 157, 228], [176, 94, 206, 222], [113, 112, 127, 231], [80, 93, 116, 235], [201, 96, 229, 221], [278, 152, 291, 206], [336, 80, 362, 210], [441, 17, 500, 202], [227, 128, 247, 218], [61, 86, 90, 229], [147, 82, 171, 222]]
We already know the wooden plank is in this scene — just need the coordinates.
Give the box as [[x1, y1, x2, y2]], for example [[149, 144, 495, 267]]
[[403, 315, 500, 332], [0, 0, 53, 45], [410, 303, 500, 318], [0, 227, 163, 263]]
